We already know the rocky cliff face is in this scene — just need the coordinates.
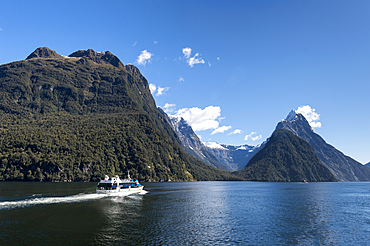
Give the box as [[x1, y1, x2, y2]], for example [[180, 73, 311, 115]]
[[68, 49, 125, 69], [159, 111, 229, 170], [276, 110, 370, 181]]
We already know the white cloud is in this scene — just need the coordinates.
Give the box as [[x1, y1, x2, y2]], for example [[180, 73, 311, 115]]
[[156, 86, 170, 96], [136, 50, 153, 66], [163, 103, 176, 113], [182, 47, 192, 58], [188, 53, 205, 67], [149, 83, 170, 96], [244, 132, 262, 141], [154, 41, 158, 44], [252, 135, 262, 141], [149, 84, 156, 93], [173, 106, 221, 131], [178, 76, 185, 82], [296, 105, 321, 128], [208, 61, 212, 67], [217, 57, 220, 61], [132, 41, 137, 46], [228, 129, 243, 135], [182, 47, 205, 67], [211, 125, 232, 135], [204, 141, 227, 150]]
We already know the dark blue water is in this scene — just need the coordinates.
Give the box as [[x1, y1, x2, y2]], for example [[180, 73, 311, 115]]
[[0, 182, 369, 245]]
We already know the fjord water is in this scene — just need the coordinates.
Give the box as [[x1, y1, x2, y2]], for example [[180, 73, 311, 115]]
[[0, 182, 369, 245]]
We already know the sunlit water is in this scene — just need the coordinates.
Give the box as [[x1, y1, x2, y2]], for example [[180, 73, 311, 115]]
[[0, 182, 369, 245]]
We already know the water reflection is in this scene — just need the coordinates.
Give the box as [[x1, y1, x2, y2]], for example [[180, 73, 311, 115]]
[[265, 184, 340, 245], [95, 195, 145, 245]]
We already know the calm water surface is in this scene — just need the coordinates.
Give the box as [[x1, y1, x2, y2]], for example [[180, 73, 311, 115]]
[[0, 181, 369, 245]]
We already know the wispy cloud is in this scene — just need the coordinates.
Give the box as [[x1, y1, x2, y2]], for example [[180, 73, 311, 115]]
[[182, 47, 205, 67], [296, 105, 321, 128], [178, 76, 185, 82], [136, 50, 153, 66], [228, 129, 243, 135], [149, 83, 169, 96], [132, 41, 137, 46], [149, 84, 157, 94], [163, 103, 176, 113], [244, 132, 262, 141], [156, 86, 170, 96], [211, 125, 232, 135]]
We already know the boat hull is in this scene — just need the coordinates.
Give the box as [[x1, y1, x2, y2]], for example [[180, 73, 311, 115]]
[[96, 186, 144, 195]]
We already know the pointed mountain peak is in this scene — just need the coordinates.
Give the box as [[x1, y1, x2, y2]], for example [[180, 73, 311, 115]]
[[68, 49, 124, 69], [276, 109, 312, 136], [285, 109, 298, 121], [282, 109, 309, 125], [26, 47, 64, 60]]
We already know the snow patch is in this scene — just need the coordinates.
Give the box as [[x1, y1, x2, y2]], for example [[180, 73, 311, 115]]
[[203, 141, 227, 150]]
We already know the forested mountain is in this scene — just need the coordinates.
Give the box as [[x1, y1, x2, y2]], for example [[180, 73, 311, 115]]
[[233, 129, 337, 182], [276, 110, 370, 181], [0, 47, 236, 182]]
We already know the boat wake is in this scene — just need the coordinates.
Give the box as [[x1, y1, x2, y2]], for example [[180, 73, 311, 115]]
[[0, 191, 147, 210]]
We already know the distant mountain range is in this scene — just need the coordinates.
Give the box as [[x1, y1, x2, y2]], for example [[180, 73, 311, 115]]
[[203, 142, 264, 171], [169, 108, 370, 181], [164, 112, 264, 171]]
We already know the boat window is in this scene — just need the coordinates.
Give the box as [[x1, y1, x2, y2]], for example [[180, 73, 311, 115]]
[[97, 183, 113, 188]]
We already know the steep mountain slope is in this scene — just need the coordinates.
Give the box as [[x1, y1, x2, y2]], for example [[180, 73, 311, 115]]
[[276, 110, 370, 181], [204, 142, 265, 171], [158, 111, 229, 170], [234, 129, 337, 182], [160, 109, 264, 171], [0, 47, 235, 182]]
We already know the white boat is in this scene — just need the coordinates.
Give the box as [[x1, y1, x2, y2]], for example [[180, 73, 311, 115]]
[[96, 172, 144, 195]]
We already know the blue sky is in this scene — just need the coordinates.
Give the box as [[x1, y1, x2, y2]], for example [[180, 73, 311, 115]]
[[1, 0, 369, 164]]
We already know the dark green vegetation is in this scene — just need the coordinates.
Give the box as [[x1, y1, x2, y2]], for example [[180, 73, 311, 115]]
[[234, 129, 337, 182], [0, 47, 235, 182], [276, 113, 370, 181]]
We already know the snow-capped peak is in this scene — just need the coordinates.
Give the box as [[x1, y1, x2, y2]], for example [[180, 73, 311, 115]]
[[203, 141, 228, 150], [285, 109, 298, 121]]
